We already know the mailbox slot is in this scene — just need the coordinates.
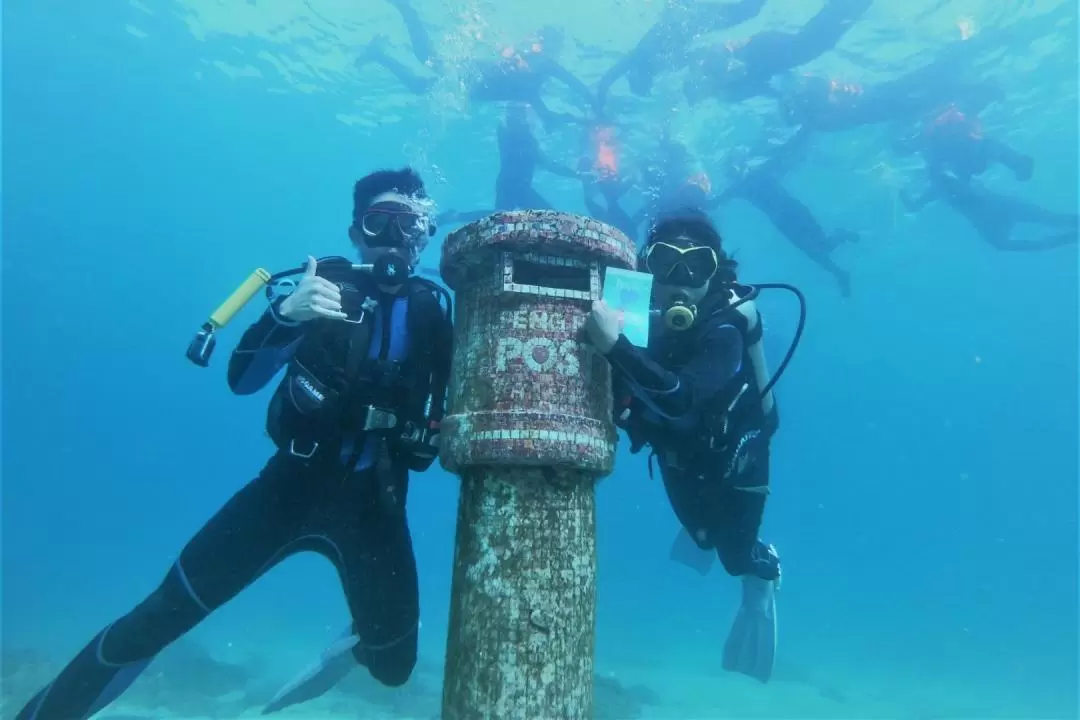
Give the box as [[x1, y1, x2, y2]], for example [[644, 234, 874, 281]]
[[499, 252, 599, 301]]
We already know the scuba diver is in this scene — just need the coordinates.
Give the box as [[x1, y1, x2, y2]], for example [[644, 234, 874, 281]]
[[585, 210, 805, 684], [361, 0, 594, 127], [900, 167, 1078, 252], [595, 0, 767, 112], [437, 103, 580, 227], [16, 168, 454, 720], [710, 130, 857, 296], [683, 0, 872, 106]]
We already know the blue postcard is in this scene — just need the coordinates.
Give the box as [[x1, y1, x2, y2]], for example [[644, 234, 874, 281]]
[[603, 267, 653, 348]]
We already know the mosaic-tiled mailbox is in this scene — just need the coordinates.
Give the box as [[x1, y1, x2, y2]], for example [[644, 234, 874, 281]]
[[438, 210, 637, 720]]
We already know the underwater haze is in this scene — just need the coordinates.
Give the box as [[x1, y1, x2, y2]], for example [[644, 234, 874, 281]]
[[2, 0, 1078, 718]]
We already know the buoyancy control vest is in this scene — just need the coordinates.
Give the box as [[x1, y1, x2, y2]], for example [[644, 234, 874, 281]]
[[619, 284, 783, 485], [266, 268, 451, 471], [695, 285, 779, 483]]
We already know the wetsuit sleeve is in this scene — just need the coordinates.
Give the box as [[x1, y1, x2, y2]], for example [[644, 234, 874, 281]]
[[605, 322, 743, 426], [227, 300, 305, 395]]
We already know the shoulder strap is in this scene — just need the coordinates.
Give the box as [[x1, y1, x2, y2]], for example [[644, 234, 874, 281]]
[[404, 276, 453, 421]]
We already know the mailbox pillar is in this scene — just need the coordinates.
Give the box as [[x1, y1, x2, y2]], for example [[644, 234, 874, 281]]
[[438, 210, 637, 720]]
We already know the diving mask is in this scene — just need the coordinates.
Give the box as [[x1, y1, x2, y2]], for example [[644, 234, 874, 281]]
[[642, 241, 719, 289], [361, 204, 433, 247]]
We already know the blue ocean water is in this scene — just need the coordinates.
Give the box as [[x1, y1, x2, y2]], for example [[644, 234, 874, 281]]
[[2, 1, 1078, 718]]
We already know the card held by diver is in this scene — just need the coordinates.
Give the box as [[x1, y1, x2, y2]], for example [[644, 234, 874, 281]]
[[602, 267, 653, 348]]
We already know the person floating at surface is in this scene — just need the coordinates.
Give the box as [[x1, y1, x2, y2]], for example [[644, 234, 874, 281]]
[[683, 0, 873, 106], [776, 28, 1006, 136], [595, 0, 767, 112], [711, 130, 857, 296], [436, 103, 580, 227], [361, 0, 595, 127], [894, 104, 1033, 184], [578, 121, 640, 241], [584, 211, 783, 683], [900, 167, 1078, 252], [16, 168, 454, 720]]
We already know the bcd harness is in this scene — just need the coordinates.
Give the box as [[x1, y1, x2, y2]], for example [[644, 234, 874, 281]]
[[266, 271, 451, 473], [619, 284, 781, 486]]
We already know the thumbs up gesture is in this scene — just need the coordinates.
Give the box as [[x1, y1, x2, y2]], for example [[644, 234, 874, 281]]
[[278, 256, 348, 322]]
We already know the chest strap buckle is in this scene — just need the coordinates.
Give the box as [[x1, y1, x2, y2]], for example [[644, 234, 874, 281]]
[[289, 439, 320, 459]]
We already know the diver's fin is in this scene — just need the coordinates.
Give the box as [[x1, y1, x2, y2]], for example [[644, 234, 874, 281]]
[[262, 627, 361, 715], [722, 575, 777, 683], [669, 528, 716, 576]]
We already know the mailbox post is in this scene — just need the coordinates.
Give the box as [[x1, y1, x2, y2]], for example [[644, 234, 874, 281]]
[[438, 210, 637, 720]]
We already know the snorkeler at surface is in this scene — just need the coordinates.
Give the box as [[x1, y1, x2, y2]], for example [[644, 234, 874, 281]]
[[361, 0, 595, 126], [777, 25, 1006, 137], [595, 0, 767, 112], [16, 168, 453, 720], [901, 166, 1078, 252], [436, 103, 580, 227], [893, 104, 1033, 184], [710, 130, 857, 296], [683, 0, 873, 105], [578, 122, 640, 241]]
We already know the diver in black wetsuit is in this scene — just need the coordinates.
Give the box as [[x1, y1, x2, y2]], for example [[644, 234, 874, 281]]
[[361, 0, 594, 126], [683, 0, 872, 105], [16, 168, 454, 720], [711, 130, 856, 296], [437, 103, 580, 227], [595, 0, 766, 111], [584, 211, 786, 683], [901, 167, 1078, 252], [895, 105, 1033, 184]]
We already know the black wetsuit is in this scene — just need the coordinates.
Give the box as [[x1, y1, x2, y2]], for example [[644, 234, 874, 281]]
[[366, 0, 594, 126], [438, 111, 579, 226], [910, 110, 1032, 184], [17, 268, 453, 720], [903, 168, 1078, 252], [596, 0, 766, 108], [686, 0, 871, 104], [608, 299, 780, 580], [713, 131, 855, 295]]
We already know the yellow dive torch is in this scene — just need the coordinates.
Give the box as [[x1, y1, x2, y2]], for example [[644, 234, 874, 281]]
[[186, 268, 271, 367]]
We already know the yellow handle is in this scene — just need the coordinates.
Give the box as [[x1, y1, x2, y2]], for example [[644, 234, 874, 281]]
[[209, 269, 271, 328]]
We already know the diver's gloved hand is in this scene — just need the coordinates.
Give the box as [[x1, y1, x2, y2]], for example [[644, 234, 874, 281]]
[[279, 256, 347, 323]]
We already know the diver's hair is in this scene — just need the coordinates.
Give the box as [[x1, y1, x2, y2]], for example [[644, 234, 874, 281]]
[[645, 208, 737, 293], [352, 167, 427, 225]]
